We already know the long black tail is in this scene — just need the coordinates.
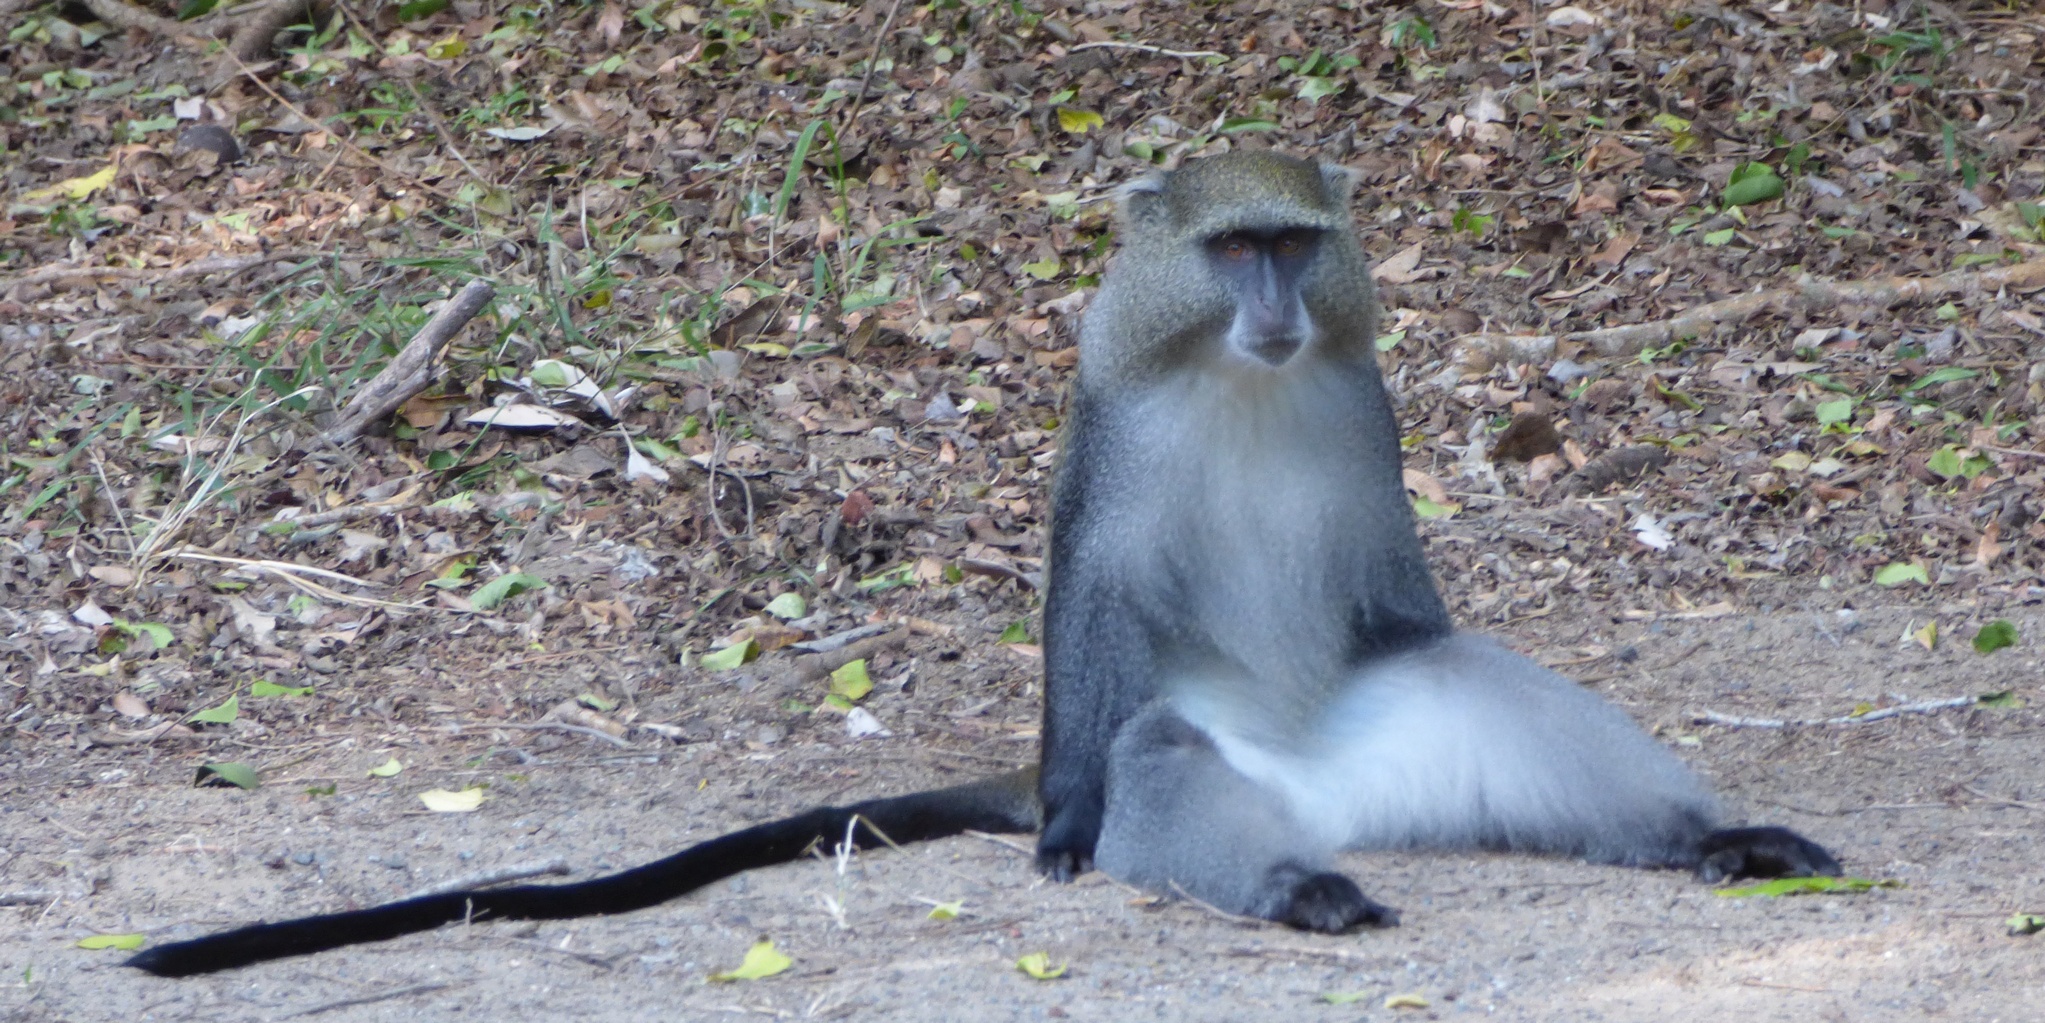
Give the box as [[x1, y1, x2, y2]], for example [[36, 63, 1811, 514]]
[[127, 770, 1039, 977]]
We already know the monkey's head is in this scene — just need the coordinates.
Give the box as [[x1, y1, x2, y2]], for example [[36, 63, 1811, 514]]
[[1080, 150, 1378, 384]]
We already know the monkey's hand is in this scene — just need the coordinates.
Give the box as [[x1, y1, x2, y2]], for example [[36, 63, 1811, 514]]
[[1034, 800, 1103, 882], [1695, 826, 1842, 882]]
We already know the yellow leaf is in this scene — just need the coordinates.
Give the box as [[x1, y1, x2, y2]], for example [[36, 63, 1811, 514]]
[[367, 757, 404, 777], [1385, 993, 1431, 1009], [1015, 952, 1067, 979], [741, 342, 790, 357], [418, 787, 486, 812], [926, 900, 963, 920], [24, 163, 117, 203], [709, 940, 792, 981], [1911, 621, 1937, 651], [829, 659, 873, 702], [77, 933, 146, 951], [1055, 108, 1102, 133]]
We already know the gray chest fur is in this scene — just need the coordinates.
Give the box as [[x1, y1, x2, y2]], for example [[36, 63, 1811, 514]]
[[1073, 362, 1417, 732]]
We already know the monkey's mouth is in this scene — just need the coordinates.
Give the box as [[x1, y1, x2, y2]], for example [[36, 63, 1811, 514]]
[[1244, 335, 1305, 366]]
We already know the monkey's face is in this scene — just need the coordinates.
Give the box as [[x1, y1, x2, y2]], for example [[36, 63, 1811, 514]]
[[1206, 227, 1326, 368]]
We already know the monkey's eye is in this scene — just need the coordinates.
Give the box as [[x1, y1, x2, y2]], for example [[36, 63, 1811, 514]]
[[1274, 235, 1303, 256], [1216, 237, 1254, 261]]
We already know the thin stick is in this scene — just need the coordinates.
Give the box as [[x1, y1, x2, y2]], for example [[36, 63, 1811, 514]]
[[844, 0, 907, 128], [280, 983, 454, 1019], [1068, 41, 1226, 59], [444, 721, 634, 748], [403, 859, 571, 899], [1, 252, 323, 293], [1459, 257, 2045, 365], [1693, 695, 1977, 729]]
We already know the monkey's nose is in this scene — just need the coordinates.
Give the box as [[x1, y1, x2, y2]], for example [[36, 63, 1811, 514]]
[[1247, 335, 1303, 366]]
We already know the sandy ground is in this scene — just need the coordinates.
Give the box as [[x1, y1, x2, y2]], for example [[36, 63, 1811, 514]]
[[4, 604, 2042, 1023]]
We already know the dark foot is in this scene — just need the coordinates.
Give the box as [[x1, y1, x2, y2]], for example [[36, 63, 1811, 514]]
[[1697, 826, 1842, 883], [1256, 865, 1399, 933], [1035, 801, 1102, 882]]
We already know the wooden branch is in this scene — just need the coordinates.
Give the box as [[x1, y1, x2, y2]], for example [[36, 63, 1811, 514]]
[[227, 0, 313, 63], [792, 627, 910, 682], [320, 279, 496, 445], [78, 0, 193, 40], [1, 252, 322, 295], [1458, 257, 2045, 367]]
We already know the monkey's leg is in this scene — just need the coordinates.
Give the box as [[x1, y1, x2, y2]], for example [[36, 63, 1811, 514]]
[[1315, 634, 1840, 879], [1093, 703, 1397, 933]]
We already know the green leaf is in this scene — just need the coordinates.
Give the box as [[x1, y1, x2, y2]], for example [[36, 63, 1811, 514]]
[[1873, 563, 1929, 587], [1905, 366, 1979, 393], [1722, 162, 1784, 206], [112, 619, 175, 650], [2008, 913, 2045, 935], [763, 592, 807, 620], [1651, 112, 1692, 134], [829, 659, 873, 702], [701, 639, 758, 671], [1020, 258, 1060, 280], [856, 563, 917, 593], [471, 572, 546, 611], [1716, 876, 1899, 898], [999, 620, 1031, 644], [1296, 76, 1345, 102], [418, 787, 486, 812], [1411, 496, 1459, 519], [1054, 108, 1102, 133], [77, 933, 146, 951], [1813, 399, 1854, 426], [1015, 952, 1067, 980], [1374, 330, 1406, 352], [1701, 227, 1737, 246], [250, 680, 313, 698], [1973, 619, 2018, 653], [395, 0, 449, 20], [367, 757, 404, 777], [194, 762, 260, 789], [1977, 690, 2023, 708], [927, 900, 964, 920], [188, 695, 240, 724], [1322, 992, 1372, 1005], [709, 940, 793, 981], [1219, 117, 1280, 134]]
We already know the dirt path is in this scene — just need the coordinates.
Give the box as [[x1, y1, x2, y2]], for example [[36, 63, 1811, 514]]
[[6, 605, 2039, 1022]]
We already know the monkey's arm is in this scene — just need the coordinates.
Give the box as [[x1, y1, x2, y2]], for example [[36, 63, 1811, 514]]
[[127, 771, 1037, 977], [1036, 403, 1161, 881]]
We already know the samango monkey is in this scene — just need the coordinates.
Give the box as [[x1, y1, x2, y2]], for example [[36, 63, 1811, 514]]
[[128, 150, 1836, 976]]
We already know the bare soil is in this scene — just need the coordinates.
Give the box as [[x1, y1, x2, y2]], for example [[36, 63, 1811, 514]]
[[5, 603, 2042, 1022]]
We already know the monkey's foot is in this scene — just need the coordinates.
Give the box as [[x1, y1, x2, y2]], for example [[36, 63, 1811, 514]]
[[1254, 864, 1399, 933], [1696, 826, 1842, 882], [1036, 805, 1102, 882]]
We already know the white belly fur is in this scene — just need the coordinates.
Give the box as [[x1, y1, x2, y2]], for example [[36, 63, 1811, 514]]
[[1175, 633, 1718, 859]]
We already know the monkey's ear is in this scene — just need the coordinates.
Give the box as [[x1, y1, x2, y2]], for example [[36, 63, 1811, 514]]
[[1114, 175, 1167, 225], [1318, 162, 1362, 203]]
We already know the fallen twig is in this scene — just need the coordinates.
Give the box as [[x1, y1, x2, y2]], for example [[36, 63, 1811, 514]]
[[447, 720, 634, 748], [322, 279, 496, 444], [1069, 40, 1227, 59], [0, 252, 323, 294], [792, 627, 910, 682], [1692, 695, 1978, 729], [403, 859, 571, 899], [1459, 257, 2045, 366], [280, 982, 454, 1019]]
